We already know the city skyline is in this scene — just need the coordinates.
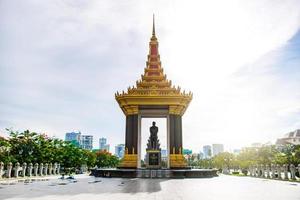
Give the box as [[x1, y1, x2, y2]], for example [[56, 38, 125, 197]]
[[63, 129, 279, 155], [1, 1, 300, 153]]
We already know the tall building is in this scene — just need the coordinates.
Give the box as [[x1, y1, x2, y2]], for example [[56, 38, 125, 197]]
[[65, 131, 94, 150], [65, 131, 81, 147], [198, 152, 204, 159], [276, 129, 300, 145], [99, 137, 110, 152], [99, 137, 107, 148], [160, 149, 168, 168], [81, 135, 93, 150], [161, 149, 168, 161], [212, 144, 224, 156], [115, 144, 125, 158], [161, 149, 167, 158], [203, 145, 212, 159]]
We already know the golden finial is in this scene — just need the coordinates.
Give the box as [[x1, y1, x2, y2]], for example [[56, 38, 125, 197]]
[[152, 14, 156, 36]]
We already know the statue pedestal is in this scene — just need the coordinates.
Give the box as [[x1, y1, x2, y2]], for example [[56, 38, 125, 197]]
[[118, 153, 138, 169], [146, 149, 161, 169], [170, 153, 188, 169]]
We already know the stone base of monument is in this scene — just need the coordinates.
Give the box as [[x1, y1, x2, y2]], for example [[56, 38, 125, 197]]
[[91, 168, 218, 178]]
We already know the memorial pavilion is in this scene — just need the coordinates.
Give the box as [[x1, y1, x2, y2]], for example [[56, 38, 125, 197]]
[[115, 16, 192, 169]]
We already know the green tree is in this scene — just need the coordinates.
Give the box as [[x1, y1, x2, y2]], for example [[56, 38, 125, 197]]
[[196, 158, 213, 169], [0, 136, 13, 163], [256, 145, 277, 164], [1, 129, 97, 173], [236, 147, 259, 169], [212, 152, 236, 169], [95, 150, 119, 168], [274, 145, 300, 165], [82, 149, 96, 169]]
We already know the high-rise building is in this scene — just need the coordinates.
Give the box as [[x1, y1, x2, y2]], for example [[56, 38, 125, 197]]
[[65, 131, 81, 147], [65, 131, 94, 150], [115, 144, 125, 158], [203, 145, 212, 159], [276, 129, 300, 145], [103, 144, 110, 152], [81, 135, 93, 150], [160, 149, 168, 168], [198, 152, 204, 159], [99, 137, 106, 148], [212, 144, 224, 156], [161, 149, 167, 157], [99, 137, 110, 152], [161, 149, 168, 161]]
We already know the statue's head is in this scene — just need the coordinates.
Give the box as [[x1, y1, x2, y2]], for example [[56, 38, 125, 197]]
[[152, 121, 156, 126]]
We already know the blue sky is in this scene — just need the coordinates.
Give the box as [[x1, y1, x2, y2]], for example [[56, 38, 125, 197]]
[[0, 0, 300, 153]]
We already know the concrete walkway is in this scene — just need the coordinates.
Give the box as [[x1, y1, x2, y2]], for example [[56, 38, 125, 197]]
[[0, 175, 62, 184], [0, 174, 299, 200]]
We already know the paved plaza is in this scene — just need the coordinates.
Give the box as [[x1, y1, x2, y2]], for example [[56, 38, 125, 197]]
[[0, 175, 299, 200]]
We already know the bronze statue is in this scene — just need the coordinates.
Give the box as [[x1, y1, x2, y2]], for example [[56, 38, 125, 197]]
[[147, 121, 160, 150], [146, 121, 161, 168]]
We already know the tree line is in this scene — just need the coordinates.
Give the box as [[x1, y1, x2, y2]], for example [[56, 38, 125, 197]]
[[189, 144, 300, 172], [0, 129, 119, 172]]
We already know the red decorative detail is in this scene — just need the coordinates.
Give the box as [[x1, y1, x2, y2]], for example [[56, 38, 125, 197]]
[[151, 45, 158, 55]]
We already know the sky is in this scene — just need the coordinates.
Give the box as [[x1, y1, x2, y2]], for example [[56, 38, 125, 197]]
[[0, 0, 300, 154]]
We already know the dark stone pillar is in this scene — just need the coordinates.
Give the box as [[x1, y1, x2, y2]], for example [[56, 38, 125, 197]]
[[125, 114, 138, 154], [169, 114, 183, 154], [169, 115, 175, 153], [175, 115, 182, 153]]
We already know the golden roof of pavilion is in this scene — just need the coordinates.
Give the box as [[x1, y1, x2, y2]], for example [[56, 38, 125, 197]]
[[115, 17, 192, 116]]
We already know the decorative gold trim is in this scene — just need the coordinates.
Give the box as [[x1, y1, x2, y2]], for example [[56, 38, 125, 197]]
[[119, 154, 138, 168], [116, 95, 192, 116], [121, 105, 138, 115], [169, 153, 188, 168], [146, 149, 161, 153]]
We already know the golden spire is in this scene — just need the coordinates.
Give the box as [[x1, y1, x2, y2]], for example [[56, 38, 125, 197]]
[[115, 15, 193, 116], [152, 14, 156, 37]]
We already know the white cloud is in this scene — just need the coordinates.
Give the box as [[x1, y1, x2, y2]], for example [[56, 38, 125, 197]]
[[0, 0, 300, 152]]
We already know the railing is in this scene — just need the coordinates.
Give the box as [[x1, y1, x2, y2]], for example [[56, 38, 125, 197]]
[[0, 162, 61, 179], [222, 164, 300, 181], [248, 164, 299, 180]]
